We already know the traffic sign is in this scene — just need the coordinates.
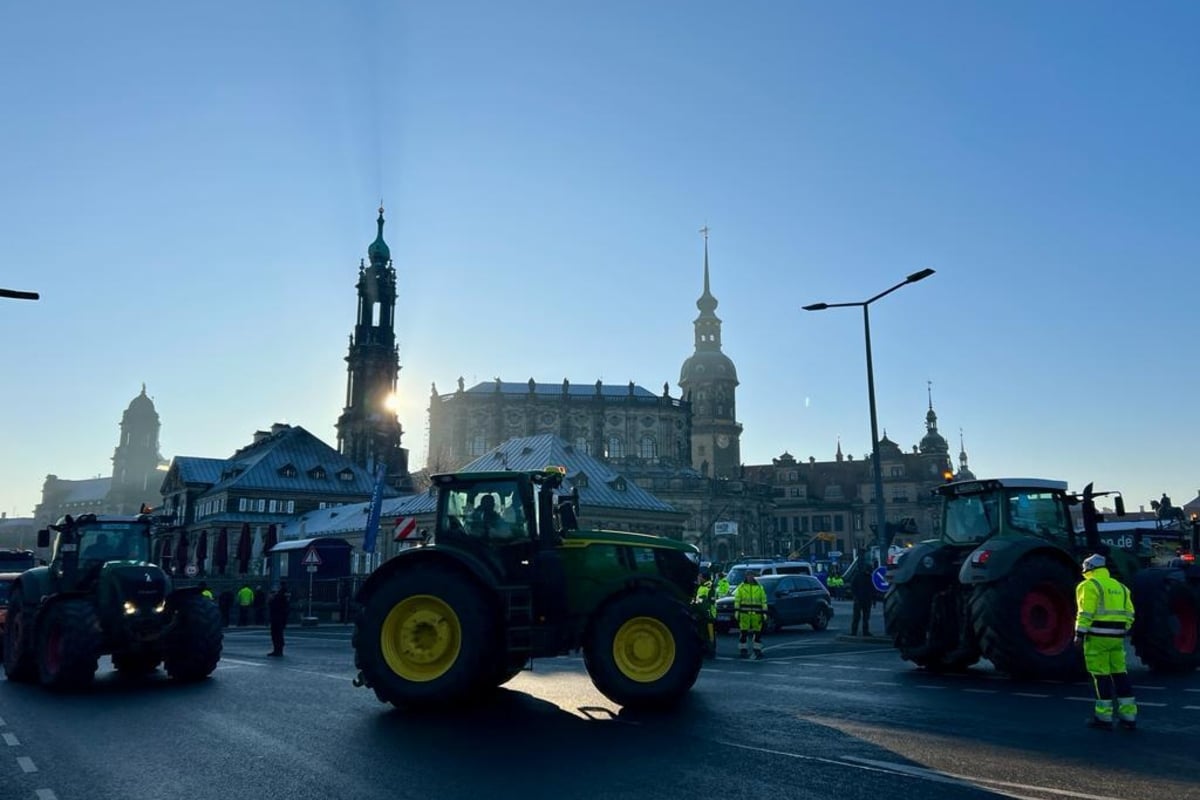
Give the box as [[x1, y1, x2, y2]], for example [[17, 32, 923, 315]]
[[301, 547, 322, 567], [306, 565, 318, 573], [871, 566, 890, 594], [393, 516, 417, 542], [185, 564, 198, 578]]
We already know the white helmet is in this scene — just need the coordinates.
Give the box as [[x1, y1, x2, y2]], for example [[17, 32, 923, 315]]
[[1081, 554, 1106, 573]]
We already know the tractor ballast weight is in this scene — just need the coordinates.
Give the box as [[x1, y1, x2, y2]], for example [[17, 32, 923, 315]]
[[3, 513, 222, 689], [885, 478, 1200, 679], [352, 467, 705, 711]]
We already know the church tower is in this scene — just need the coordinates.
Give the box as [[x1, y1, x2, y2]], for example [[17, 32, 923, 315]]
[[107, 384, 164, 514], [335, 206, 412, 492], [678, 228, 742, 478]]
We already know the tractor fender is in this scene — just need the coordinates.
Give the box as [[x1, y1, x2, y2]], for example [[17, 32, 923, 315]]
[[889, 541, 960, 586], [10, 567, 53, 611], [354, 546, 498, 609], [958, 537, 1075, 587]]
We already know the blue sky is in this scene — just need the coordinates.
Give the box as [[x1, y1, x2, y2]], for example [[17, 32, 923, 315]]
[[2, 2, 1197, 518]]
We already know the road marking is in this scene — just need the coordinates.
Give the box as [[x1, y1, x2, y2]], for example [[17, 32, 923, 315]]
[[841, 755, 1131, 800], [962, 688, 998, 694], [17, 756, 37, 773], [2, 732, 18, 746], [870, 682, 901, 687], [1136, 701, 1167, 708], [1183, 705, 1200, 710], [1065, 697, 1094, 702], [831, 679, 858, 684], [36, 790, 58, 800], [1132, 685, 1165, 691], [0, 716, 5, 726], [1186, 688, 1200, 693], [218, 658, 267, 668], [915, 685, 947, 690], [1013, 692, 1050, 698]]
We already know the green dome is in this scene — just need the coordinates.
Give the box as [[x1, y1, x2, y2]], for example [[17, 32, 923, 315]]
[[368, 207, 390, 265]]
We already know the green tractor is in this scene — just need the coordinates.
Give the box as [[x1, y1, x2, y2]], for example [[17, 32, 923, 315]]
[[352, 467, 705, 710], [3, 513, 223, 689], [885, 478, 1200, 679]]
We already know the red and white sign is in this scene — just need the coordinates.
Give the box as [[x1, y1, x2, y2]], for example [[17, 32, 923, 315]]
[[393, 517, 417, 542], [301, 547, 322, 567]]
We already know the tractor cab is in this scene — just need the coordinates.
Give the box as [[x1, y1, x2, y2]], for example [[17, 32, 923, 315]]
[[39, 514, 155, 592]]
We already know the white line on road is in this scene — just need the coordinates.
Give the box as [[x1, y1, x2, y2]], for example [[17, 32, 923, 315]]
[[1186, 688, 1200, 693], [870, 682, 901, 687], [1065, 697, 1094, 702], [962, 689, 998, 694], [1184, 705, 1200, 710], [1136, 701, 1167, 708], [2, 732, 18, 746], [1013, 692, 1050, 698], [841, 755, 1131, 800], [915, 685, 947, 690], [1132, 685, 1165, 690], [36, 790, 58, 800], [218, 658, 267, 668], [17, 756, 37, 773]]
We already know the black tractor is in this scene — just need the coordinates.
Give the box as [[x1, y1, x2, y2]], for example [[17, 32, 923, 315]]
[[3, 512, 223, 689]]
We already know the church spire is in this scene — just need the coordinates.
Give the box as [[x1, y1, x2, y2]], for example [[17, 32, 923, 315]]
[[696, 224, 718, 315], [367, 204, 390, 266]]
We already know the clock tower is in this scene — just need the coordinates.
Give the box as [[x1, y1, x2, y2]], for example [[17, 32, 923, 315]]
[[678, 228, 742, 479]]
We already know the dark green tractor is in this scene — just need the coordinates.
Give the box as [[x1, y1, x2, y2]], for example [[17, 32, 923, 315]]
[[885, 478, 1200, 679], [352, 468, 705, 710], [3, 513, 223, 689]]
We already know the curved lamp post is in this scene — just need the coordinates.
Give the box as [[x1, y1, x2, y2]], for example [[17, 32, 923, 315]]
[[803, 268, 935, 567]]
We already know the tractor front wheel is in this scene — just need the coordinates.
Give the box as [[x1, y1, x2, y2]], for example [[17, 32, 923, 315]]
[[353, 563, 497, 709], [583, 591, 702, 711], [37, 599, 101, 690], [3, 588, 38, 683], [164, 593, 223, 681], [1132, 569, 1200, 673]]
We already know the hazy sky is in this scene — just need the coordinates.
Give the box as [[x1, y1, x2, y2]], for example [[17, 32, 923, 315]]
[[2, 2, 1197, 518]]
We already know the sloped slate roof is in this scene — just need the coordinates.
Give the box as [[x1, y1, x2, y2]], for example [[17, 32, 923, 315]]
[[201, 425, 386, 496], [278, 493, 434, 539], [459, 434, 676, 513], [175, 457, 228, 486], [465, 381, 657, 399]]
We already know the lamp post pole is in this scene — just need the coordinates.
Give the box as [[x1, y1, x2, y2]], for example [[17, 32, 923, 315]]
[[803, 268, 935, 570]]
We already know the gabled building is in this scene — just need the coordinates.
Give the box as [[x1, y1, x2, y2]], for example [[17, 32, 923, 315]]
[[157, 423, 393, 574]]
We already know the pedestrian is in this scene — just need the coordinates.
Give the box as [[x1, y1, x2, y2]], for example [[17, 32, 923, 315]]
[[199, 581, 214, 600], [236, 583, 254, 627], [1075, 554, 1137, 730], [267, 581, 292, 657], [715, 571, 730, 599], [218, 589, 233, 627], [850, 561, 876, 637], [734, 572, 767, 659], [694, 572, 717, 659]]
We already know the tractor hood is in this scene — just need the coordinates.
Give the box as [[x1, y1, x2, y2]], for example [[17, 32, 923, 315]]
[[562, 528, 700, 557], [100, 562, 173, 612]]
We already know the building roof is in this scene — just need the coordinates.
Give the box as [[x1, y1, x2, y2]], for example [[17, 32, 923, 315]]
[[463, 380, 658, 399], [59, 477, 112, 504], [460, 434, 676, 513], [174, 457, 229, 486], [278, 493, 435, 540]]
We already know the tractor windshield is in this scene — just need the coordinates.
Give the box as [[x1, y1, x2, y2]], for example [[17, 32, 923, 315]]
[[72, 522, 151, 563], [943, 493, 1000, 545], [440, 480, 529, 542], [1006, 490, 1069, 539]]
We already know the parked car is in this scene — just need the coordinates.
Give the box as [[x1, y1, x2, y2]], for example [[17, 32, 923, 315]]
[[720, 560, 814, 597], [715, 574, 833, 634]]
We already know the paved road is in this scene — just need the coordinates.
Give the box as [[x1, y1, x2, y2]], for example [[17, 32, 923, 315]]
[[1, 602, 1197, 800]]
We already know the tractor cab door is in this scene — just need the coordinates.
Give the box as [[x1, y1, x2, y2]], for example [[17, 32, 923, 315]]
[[437, 479, 536, 583]]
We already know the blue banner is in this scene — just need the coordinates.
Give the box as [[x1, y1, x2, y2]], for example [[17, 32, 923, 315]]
[[362, 463, 387, 554]]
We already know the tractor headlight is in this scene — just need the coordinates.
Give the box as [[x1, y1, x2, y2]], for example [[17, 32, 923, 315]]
[[154, 601, 166, 613], [123, 601, 137, 616]]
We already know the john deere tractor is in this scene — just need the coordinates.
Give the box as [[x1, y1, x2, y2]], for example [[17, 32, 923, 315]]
[[3, 513, 223, 689], [885, 478, 1200, 679], [352, 468, 705, 710]]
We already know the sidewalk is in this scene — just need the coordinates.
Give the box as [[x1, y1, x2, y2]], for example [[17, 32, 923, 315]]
[[830, 598, 891, 645]]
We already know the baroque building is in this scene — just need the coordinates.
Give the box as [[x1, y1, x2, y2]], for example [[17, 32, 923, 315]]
[[34, 386, 166, 526], [335, 207, 413, 492]]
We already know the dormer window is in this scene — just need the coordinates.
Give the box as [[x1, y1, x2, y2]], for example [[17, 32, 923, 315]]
[[308, 466, 327, 480], [608, 476, 627, 492], [575, 472, 589, 489], [337, 469, 354, 482], [278, 463, 298, 478]]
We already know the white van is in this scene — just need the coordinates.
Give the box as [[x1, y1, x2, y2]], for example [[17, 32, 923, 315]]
[[721, 561, 814, 596]]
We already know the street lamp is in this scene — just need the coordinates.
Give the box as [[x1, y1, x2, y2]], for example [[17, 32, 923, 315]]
[[803, 268, 935, 570]]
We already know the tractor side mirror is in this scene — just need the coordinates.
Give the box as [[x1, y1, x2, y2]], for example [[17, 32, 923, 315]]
[[37, 528, 50, 548], [1114, 495, 1126, 517]]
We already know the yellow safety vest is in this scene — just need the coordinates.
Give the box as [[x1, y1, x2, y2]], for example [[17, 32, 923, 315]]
[[1075, 568, 1134, 637]]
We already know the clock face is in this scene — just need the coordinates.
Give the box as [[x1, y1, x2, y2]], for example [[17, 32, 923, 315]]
[[717, 434, 730, 449]]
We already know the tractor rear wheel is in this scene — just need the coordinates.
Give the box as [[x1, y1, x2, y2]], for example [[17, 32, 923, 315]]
[[583, 591, 702, 710], [1132, 569, 1200, 673], [164, 593, 223, 681], [3, 588, 38, 683], [886, 580, 979, 672], [37, 599, 101, 690], [353, 563, 497, 709], [969, 554, 1079, 679]]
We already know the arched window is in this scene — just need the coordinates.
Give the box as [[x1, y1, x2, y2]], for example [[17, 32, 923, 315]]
[[469, 434, 486, 456], [639, 435, 657, 459], [606, 436, 624, 459], [575, 436, 590, 454]]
